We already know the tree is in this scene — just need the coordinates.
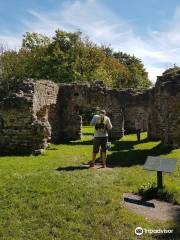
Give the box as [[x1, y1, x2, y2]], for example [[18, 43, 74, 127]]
[[113, 51, 151, 88], [0, 29, 151, 90], [22, 32, 50, 50]]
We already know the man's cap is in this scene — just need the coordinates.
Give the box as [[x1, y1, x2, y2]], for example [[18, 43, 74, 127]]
[[100, 109, 106, 114]]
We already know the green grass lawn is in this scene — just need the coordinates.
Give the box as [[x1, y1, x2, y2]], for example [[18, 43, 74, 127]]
[[0, 126, 179, 240]]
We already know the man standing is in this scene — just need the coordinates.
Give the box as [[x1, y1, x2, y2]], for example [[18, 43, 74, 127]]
[[90, 109, 112, 168], [135, 115, 144, 142]]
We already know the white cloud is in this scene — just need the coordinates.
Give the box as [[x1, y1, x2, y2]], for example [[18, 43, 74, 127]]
[[1, 0, 180, 83], [0, 34, 21, 50], [146, 66, 165, 82], [24, 10, 60, 35]]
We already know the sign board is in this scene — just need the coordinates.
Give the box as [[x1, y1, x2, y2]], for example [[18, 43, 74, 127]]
[[144, 156, 176, 173]]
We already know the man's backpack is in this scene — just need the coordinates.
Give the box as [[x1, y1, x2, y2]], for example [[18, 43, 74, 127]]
[[95, 116, 108, 130]]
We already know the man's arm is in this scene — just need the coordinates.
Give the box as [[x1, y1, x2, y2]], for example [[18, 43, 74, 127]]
[[90, 115, 97, 126], [106, 117, 112, 130]]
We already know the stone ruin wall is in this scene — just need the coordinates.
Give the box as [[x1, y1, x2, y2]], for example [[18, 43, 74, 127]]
[[57, 82, 150, 141], [123, 90, 150, 133], [0, 72, 179, 155], [148, 73, 180, 148], [0, 80, 59, 155], [32, 80, 59, 143], [57, 82, 125, 141]]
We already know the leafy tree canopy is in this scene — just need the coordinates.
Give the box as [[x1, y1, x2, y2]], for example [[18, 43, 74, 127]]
[[0, 29, 152, 89]]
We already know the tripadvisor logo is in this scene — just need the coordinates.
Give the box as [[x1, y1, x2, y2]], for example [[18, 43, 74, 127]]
[[135, 227, 143, 236], [135, 226, 174, 236]]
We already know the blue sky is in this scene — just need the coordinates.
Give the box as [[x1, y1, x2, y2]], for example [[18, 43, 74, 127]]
[[1, 0, 180, 82]]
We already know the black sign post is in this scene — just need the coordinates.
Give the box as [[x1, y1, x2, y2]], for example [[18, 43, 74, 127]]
[[157, 171, 163, 189], [144, 156, 176, 189]]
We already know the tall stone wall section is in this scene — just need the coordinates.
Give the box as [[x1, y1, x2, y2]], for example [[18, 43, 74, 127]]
[[32, 81, 59, 142], [148, 73, 180, 147], [0, 80, 59, 155]]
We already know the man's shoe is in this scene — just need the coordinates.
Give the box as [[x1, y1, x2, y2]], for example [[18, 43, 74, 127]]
[[89, 162, 95, 167]]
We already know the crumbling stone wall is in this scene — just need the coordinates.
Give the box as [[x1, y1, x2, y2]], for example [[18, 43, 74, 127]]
[[57, 82, 150, 141], [0, 72, 179, 155], [0, 80, 150, 154], [124, 107, 148, 133], [32, 80, 59, 142], [148, 72, 180, 147], [57, 82, 125, 141], [0, 80, 59, 155], [123, 90, 150, 133]]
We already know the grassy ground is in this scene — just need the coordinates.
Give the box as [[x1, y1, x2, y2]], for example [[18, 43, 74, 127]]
[[0, 126, 179, 240]]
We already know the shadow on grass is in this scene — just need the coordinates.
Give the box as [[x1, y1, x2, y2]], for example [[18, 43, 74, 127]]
[[82, 132, 94, 136], [56, 165, 89, 171], [107, 142, 173, 168], [67, 140, 93, 146], [110, 138, 149, 151], [46, 147, 59, 151], [137, 184, 179, 204], [55, 135, 173, 171]]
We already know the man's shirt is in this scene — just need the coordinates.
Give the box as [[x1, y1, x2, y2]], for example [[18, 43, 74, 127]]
[[90, 115, 112, 137]]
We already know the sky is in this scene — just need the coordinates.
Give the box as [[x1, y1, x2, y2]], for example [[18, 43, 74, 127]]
[[1, 0, 180, 82]]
